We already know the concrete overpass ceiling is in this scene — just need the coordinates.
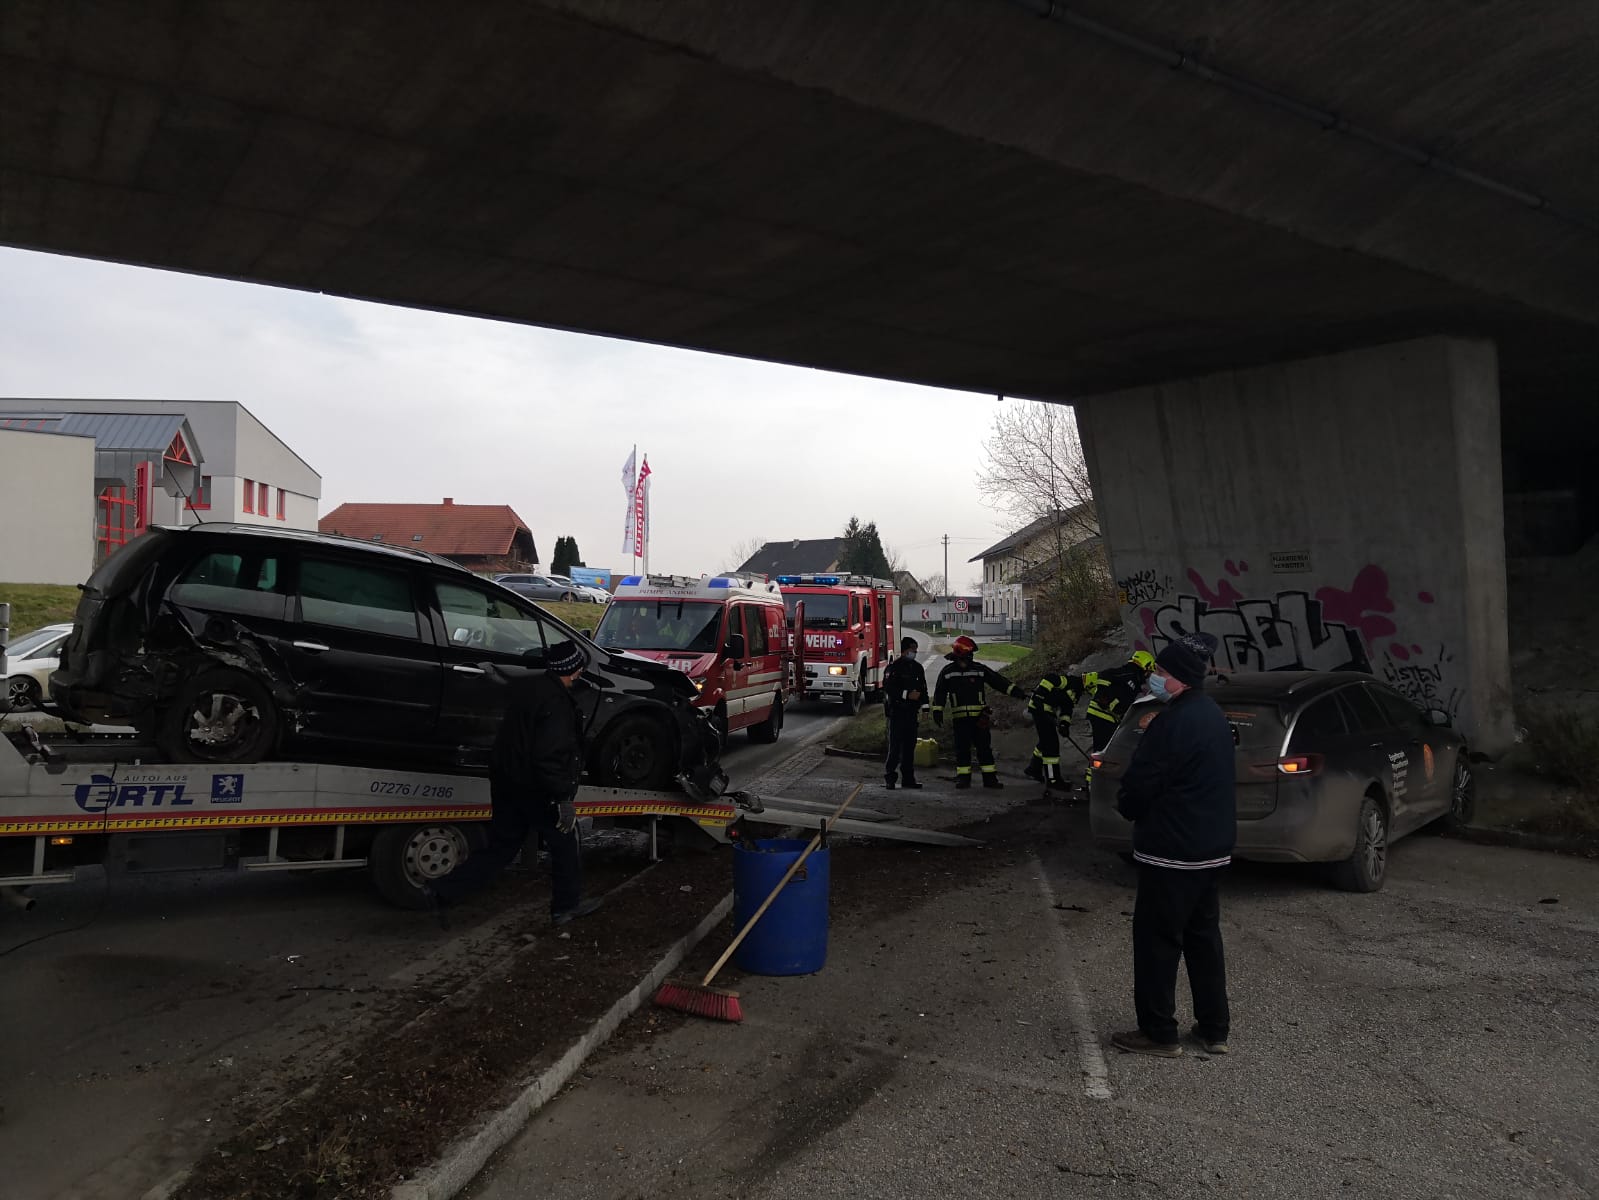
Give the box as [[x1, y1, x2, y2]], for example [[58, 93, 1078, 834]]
[[1, 0, 1594, 406]]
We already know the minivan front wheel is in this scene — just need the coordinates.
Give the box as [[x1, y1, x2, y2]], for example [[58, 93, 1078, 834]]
[[159, 670, 280, 764], [592, 715, 674, 789], [1332, 794, 1388, 893]]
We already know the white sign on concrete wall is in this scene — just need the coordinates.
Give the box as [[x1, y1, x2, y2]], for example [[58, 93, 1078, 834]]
[[1270, 550, 1313, 574]]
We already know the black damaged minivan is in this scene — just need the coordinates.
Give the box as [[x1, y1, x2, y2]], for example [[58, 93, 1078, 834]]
[[51, 525, 719, 788]]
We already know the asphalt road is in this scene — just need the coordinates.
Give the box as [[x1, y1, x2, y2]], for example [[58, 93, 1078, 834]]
[[0, 703, 844, 1200], [466, 760, 1599, 1200]]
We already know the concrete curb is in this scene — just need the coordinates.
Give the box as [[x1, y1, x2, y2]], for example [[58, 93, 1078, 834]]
[[391, 890, 736, 1200], [1451, 824, 1599, 858]]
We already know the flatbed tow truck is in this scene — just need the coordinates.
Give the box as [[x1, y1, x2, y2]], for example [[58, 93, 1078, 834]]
[[0, 718, 975, 912]]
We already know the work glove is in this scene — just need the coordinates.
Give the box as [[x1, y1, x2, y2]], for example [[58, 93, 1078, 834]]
[[1058, 721, 1071, 736], [932, 710, 943, 727], [556, 800, 578, 834]]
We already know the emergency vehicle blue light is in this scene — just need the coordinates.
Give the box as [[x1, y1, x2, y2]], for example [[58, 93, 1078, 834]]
[[619, 575, 642, 586], [814, 575, 840, 585], [707, 577, 734, 587], [776, 575, 800, 585]]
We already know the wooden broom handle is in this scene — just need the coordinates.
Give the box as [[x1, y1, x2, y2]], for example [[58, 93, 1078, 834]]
[[701, 783, 863, 986]]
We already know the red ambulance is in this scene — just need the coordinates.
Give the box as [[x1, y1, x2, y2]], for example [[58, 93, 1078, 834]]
[[595, 574, 800, 746], [776, 574, 901, 714]]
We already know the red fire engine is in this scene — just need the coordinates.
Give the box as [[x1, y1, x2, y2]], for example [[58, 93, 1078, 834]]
[[775, 574, 901, 714]]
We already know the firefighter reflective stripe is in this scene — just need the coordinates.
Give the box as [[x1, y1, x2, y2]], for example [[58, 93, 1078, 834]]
[[979, 763, 998, 774], [1087, 699, 1120, 721], [956, 764, 973, 776], [952, 705, 985, 718]]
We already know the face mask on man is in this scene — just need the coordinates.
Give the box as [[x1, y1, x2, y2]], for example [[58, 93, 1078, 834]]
[[1146, 671, 1172, 702]]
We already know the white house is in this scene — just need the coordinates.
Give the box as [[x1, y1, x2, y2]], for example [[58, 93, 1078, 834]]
[[0, 426, 97, 585]]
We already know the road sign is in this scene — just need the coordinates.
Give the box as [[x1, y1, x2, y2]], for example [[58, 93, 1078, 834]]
[[917, 607, 934, 620], [952, 597, 968, 613]]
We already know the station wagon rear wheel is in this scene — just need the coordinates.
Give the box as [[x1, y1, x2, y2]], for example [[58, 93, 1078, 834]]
[[1332, 794, 1388, 893], [159, 670, 280, 764]]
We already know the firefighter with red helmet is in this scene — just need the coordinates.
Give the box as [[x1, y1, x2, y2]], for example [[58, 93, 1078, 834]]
[[1081, 650, 1157, 786], [932, 635, 1025, 789]]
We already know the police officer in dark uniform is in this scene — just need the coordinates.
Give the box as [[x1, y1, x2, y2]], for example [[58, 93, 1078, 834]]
[[430, 640, 603, 927], [881, 636, 929, 789], [932, 635, 1025, 789], [1024, 670, 1083, 788]]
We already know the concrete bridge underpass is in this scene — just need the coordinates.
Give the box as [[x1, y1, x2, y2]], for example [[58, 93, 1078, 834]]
[[4, 0, 1597, 751]]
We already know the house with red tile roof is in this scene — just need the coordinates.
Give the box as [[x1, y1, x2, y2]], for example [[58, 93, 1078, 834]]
[[319, 497, 537, 574]]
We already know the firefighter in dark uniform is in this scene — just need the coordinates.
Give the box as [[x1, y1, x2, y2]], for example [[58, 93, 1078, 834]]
[[429, 640, 604, 928], [1024, 670, 1084, 787], [881, 636, 929, 789], [932, 635, 1025, 789], [1082, 650, 1156, 787]]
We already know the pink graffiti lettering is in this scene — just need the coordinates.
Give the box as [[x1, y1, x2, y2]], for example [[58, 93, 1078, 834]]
[[1139, 607, 1157, 639], [1315, 565, 1398, 643], [1186, 568, 1244, 608], [1418, 591, 1435, 604]]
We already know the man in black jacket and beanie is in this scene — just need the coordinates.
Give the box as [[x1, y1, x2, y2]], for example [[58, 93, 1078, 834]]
[[430, 640, 603, 927], [1111, 640, 1235, 1057]]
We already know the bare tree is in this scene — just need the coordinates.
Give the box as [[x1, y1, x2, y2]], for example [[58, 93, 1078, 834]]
[[723, 535, 768, 575], [921, 571, 947, 600], [978, 400, 1114, 643]]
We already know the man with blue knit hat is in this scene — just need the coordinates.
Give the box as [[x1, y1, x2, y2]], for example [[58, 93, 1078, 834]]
[[1111, 638, 1235, 1058], [430, 639, 603, 927]]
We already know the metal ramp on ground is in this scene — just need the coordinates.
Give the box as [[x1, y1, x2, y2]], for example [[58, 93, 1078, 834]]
[[739, 794, 981, 847]]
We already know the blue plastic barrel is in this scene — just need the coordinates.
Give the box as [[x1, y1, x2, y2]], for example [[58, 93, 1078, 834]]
[[732, 837, 830, 975]]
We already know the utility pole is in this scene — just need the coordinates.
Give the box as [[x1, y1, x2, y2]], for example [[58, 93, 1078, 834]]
[[942, 534, 950, 603]]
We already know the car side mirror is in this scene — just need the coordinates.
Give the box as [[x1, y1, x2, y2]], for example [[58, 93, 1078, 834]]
[[727, 633, 747, 660]]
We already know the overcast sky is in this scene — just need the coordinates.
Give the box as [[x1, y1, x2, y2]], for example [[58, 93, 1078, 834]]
[[0, 246, 1022, 589]]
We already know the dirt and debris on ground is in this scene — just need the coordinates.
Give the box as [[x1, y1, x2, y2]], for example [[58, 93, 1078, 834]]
[[173, 847, 728, 1200]]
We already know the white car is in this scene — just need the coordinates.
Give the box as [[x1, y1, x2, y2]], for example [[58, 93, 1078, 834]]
[[3, 622, 73, 712], [546, 574, 611, 605]]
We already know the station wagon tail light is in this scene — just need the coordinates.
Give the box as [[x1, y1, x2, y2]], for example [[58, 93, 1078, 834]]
[[1276, 755, 1324, 776]]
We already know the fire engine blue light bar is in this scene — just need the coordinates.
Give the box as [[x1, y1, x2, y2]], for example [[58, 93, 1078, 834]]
[[619, 575, 642, 586], [776, 575, 799, 584], [707, 577, 733, 587]]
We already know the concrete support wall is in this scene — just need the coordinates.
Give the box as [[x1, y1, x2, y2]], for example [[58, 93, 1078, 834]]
[[0, 429, 95, 586], [1078, 336, 1514, 754]]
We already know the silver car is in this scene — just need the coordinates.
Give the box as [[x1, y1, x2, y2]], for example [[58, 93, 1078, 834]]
[[1089, 672, 1473, 892]]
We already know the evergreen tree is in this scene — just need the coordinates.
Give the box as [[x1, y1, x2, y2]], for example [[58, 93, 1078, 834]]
[[838, 516, 892, 579]]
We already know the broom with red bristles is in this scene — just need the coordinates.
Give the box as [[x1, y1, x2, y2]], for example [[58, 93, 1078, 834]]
[[654, 783, 863, 1022]]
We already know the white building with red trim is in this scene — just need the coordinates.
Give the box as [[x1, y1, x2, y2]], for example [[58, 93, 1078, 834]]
[[0, 399, 320, 580]]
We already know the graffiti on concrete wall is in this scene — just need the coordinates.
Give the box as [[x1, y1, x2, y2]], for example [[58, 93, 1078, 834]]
[[1381, 643, 1461, 722], [1126, 559, 1461, 721], [1116, 568, 1173, 608]]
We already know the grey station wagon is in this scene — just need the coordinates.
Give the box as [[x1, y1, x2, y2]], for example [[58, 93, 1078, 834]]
[[1089, 672, 1473, 891]]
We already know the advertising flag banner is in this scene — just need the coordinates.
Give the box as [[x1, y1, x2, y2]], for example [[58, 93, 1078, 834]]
[[632, 456, 652, 558], [621, 447, 637, 555]]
